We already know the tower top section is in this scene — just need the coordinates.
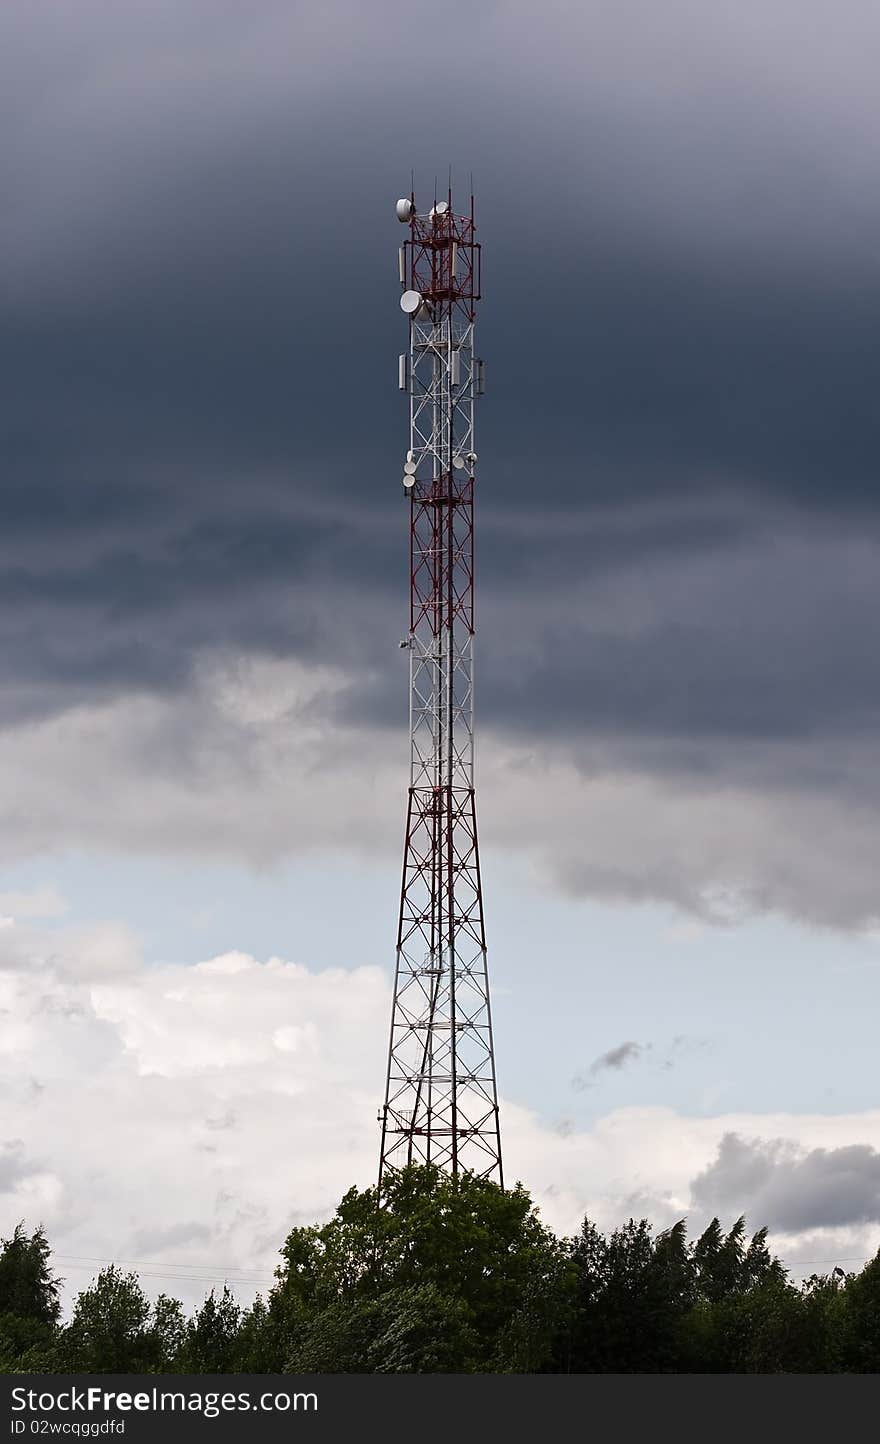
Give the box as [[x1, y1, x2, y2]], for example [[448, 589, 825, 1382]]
[[394, 189, 481, 321]]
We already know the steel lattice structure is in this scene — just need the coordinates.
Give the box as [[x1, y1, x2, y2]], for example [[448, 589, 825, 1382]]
[[378, 187, 503, 1188]]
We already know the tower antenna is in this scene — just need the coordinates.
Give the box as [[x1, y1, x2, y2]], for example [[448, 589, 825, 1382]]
[[379, 184, 502, 1187]]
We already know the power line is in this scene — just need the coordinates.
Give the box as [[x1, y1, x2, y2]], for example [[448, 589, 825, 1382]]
[[54, 1253, 275, 1275], [49, 1242, 877, 1292], [56, 1264, 273, 1286], [782, 1253, 872, 1268], [52, 1255, 276, 1288]]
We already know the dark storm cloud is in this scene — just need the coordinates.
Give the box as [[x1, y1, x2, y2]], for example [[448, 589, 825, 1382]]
[[691, 1133, 880, 1232], [4, 1, 880, 777]]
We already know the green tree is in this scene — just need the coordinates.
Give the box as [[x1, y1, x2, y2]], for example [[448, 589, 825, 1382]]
[[58, 1266, 158, 1372], [9, 1189, 864, 1374], [233, 1295, 286, 1372], [272, 1166, 568, 1373], [693, 1217, 746, 1302], [178, 1286, 241, 1372], [286, 1283, 480, 1373], [0, 1224, 61, 1372], [371, 1285, 479, 1373], [742, 1227, 786, 1289], [797, 1272, 848, 1372], [837, 1250, 880, 1372], [145, 1294, 186, 1371], [679, 1218, 797, 1371], [700, 1275, 804, 1372], [565, 1217, 694, 1372], [0, 1223, 60, 1327], [0, 1312, 59, 1373]]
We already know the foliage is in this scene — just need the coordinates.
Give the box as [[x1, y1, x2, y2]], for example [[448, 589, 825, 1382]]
[[0, 1223, 62, 1372], [285, 1283, 480, 1373], [0, 1224, 60, 1328], [271, 1166, 568, 1372], [232, 1295, 285, 1372], [54, 1267, 184, 1373], [837, 1252, 880, 1372], [2, 1174, 879, 1373], [177, 1286, 241, 1372]]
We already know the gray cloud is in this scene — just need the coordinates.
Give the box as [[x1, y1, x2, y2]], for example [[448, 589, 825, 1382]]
[[571, 1036, 711, 1091], [691, 1133, 880, 1232], [2, 2, 880, 924], [0, 1139, 35, 1192], [573, 1040, 646, 1089], [594, 1041, 645, 1073], [132, 1220, 213, 1254]]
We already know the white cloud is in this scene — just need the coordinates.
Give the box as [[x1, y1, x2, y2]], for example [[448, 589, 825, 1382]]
[[0, 918, 385, 1309], [2, 913, 878, 1314], [0, 887, 67, 921], [2, 650, 880, 930]]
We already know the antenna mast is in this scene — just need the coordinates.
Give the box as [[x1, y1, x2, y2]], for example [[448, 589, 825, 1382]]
[[379, 186, 503, 1187]]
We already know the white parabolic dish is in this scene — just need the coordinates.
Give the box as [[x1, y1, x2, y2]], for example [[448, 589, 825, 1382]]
[[400, 290, 423, 315]]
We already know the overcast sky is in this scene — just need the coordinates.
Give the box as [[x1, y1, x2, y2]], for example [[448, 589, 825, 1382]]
[[4, 0, 880, 1307]]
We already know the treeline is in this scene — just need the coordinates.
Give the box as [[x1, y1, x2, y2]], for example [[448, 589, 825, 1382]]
[[2, 1167, 879, 1373]]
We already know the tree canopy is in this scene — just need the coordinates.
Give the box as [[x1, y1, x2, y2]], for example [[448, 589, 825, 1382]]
[[1, 1174, 878, 1373]]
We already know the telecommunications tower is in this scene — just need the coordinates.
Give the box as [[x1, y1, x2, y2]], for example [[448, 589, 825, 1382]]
[[378, 186, 503, 1187]]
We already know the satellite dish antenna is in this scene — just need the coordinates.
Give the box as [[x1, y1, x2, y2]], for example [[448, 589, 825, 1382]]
[[430, 200, 449, 217], [400, 290, 423, 315], [402, 475, 416, 488], [452, 454, 465, 470], [396, 198, 414, 223], [403, 459, 417, 476]]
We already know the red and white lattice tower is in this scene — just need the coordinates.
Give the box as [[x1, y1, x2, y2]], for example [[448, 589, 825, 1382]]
[[378, 186, 503, 1187]]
